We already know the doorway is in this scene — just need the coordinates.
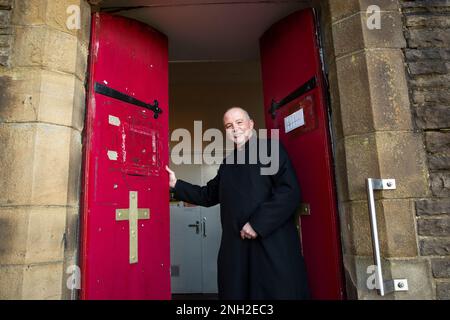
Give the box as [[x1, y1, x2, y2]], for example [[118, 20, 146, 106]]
[[168, 61, 265, 297], [84, 0, 345, 300]]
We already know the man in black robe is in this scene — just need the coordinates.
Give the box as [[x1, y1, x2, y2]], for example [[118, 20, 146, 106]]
[[166, 107, 309, 300]]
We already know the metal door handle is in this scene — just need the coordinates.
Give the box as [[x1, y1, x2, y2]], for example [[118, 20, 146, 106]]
[[366, 178, 408, 296], [188, 221, 200, 234], [202, 217, 207, 238]]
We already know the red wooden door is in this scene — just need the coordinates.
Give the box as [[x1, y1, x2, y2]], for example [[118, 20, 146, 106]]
[[260, 9, 345, 299], [80, 13, 170, 300]]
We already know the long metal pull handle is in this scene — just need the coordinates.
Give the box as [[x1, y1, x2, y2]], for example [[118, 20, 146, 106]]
[[366, 178, 408, 296], [202, 217, 207, 238], [188, 221, 200, 234]]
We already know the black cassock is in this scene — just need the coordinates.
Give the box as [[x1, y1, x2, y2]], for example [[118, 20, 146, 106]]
[[173, 138, 309, 300]]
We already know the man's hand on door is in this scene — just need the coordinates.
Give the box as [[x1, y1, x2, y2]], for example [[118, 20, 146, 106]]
[[165, 165, 177, 188]]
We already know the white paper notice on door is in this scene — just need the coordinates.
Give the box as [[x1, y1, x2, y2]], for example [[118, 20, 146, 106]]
[[284, 108, 305, 133]]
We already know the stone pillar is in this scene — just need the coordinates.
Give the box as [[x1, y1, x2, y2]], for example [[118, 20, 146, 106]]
[[320, 0, 434, 299], [0, 0, 91, 299]]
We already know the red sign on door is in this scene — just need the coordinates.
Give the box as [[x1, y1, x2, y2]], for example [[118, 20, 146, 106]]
[[260, 9, 345, 299], [80, 13, 171, 300]]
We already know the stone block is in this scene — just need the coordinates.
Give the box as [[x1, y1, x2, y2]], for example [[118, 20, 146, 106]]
[[336, 52, 374, 137], [332, 12, 365, 58], [326, 63, 344, 140], [365, 50, 412, 132], [0, 265, 23, 299], [0, 123, 36, 205], [0, 69, 86, 130], [12, 0, 91, 46], [344, 255, 435, 299], [381, 199, 418, 257], [344, 254, 391, 300], [329, 0, 399, 23], [416, 198, 450, 216], [0, 207, 66, 264], [0, 71, 41, 123], [335, 49, 412, 137], [63, 207, 79, 255], [376, 131, 430, 199], [430, 173, 450, 197], [428, 154, 450, 170], [436, 281, 450, 300], [12, 25, 78, 75], [410, 75, 450, 90], [390, 259, 434, 300], [341, 132, 429, 201], [0, 123, 77, 206], [0, 0, 12, 8], [61, 250, 79, 300], [25, 207, 66, 264], [333, 12, 405, 57], [342, 200, 384, 256], [420, 238, 450, 256], [404, 15, 450, 28], [11, 0, 46, 25], [406, 28, 450, 48], [416, 105, 450, 129], [75, 40, 89, 81], [425, 132, 450, 154], [334, 138, 350, 202], [0, 53, 9, 66], [342, 134, 380, 201], [413, 89, 450, 106], [31, 124, 73, 205], [0, 207, 29, 264], [21, 262, 63, 299], [67, 130, 83, 206], [408, 61, 449, 75], [343, 199, 418, 257], [38, 70, 85, 131], [0, 8, 10, 26], [405, 48, 450, 62], [418, 217, 450, 236], [432, 258, 450, 278]]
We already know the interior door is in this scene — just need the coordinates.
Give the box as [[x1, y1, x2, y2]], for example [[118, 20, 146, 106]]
[[80, 13, 170, 299], [260, 8, 345, 299], [170, 204, 203, 293], [170, 163, 221, 294]]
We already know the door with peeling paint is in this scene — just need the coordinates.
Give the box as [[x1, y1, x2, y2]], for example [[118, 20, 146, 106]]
[[80, 13, 170, 299], [260, 9, 345, 299]]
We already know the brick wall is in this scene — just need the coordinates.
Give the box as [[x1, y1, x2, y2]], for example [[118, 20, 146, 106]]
[[401, 0, 450, 300], [0, 0, 12, 66]]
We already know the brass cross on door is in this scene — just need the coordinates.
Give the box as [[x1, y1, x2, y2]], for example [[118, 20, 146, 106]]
[[116, 191, 150, 264]]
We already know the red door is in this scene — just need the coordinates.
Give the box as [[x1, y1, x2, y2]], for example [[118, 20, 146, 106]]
[[260, 9, 345, 299], [80, 13, 170, 299]]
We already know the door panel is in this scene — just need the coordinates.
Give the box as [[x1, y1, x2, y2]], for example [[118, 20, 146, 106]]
[[260, 9, 345, 299], [170, 205, 203, 293], [80, 13, 170, 300]]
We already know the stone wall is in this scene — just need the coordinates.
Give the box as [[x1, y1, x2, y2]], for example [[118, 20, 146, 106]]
[[0, 0, 91, 299], [401, 0, 450, 300], [0, 0, 12, 66], [320, 0, 434, 299]]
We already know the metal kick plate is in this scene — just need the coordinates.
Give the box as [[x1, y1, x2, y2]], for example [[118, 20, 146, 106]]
[[372, 179, 396, 190]]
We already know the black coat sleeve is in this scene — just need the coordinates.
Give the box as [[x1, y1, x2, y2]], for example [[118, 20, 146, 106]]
[[173, 169, 221, 207], [248, 144, 301, 238]]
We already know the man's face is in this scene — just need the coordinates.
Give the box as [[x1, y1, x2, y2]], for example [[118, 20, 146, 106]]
[[223, 108, 254, 148]]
